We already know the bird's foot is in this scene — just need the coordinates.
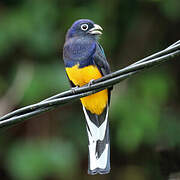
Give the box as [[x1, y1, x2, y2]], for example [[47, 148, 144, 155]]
[[71, 86, 79, 94], [88, 79, 95, 87]]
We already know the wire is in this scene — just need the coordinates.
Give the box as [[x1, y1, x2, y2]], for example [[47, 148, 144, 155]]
[[0, 41, 180, 128]]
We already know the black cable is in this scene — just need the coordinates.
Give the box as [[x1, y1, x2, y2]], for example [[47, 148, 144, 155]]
[[0, 41, 180, 129]]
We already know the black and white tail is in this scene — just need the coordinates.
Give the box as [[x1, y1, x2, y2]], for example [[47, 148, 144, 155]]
[[83, 105, 110, 175]]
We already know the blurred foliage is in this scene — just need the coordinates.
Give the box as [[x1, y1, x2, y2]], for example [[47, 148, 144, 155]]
[[6, 139, 78, 180], [0, 0, 180, 179], [22, 63, 68, 104], [112, 71, 173, 151], [0, 0, 60, 58]]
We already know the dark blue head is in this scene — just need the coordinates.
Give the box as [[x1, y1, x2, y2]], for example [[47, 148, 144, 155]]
[[66, 19, 103, 40]]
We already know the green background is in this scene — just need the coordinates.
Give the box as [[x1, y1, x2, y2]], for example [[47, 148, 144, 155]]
[[0, 0, 180, 179]]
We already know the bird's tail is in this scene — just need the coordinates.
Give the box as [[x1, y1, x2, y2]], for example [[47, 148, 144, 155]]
[[83, 105, 110, 175]]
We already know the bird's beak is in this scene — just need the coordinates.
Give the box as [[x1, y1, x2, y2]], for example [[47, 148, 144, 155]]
[[88, 24, 103, 35]]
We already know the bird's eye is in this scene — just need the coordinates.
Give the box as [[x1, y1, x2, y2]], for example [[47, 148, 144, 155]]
[[81, 24, 89, 31]]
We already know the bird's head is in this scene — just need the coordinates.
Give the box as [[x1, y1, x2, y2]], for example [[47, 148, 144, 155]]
[[66, 19, 103, 40]]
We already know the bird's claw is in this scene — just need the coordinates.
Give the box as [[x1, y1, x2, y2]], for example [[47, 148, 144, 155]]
[[88, 79, 95, 86], [71, 86, 79, 94]]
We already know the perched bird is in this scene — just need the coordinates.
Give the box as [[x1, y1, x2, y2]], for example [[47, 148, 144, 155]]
[[63, 19, 112, 175]]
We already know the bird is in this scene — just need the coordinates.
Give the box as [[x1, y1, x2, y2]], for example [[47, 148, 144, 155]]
[[63, 19, 112, 175]]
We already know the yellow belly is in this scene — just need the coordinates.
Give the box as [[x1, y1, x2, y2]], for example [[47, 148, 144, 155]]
[[66, 64, 108, 115]]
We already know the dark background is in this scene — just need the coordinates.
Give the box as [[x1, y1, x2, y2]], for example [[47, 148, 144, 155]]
[[0, 0, 180, 179]]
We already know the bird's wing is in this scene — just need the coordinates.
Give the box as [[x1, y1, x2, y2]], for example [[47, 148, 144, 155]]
[[93, 42, 111, 76], [93, 42, 113, 96]]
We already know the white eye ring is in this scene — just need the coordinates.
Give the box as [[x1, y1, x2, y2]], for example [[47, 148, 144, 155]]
[[81, 24, 88, 31]]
